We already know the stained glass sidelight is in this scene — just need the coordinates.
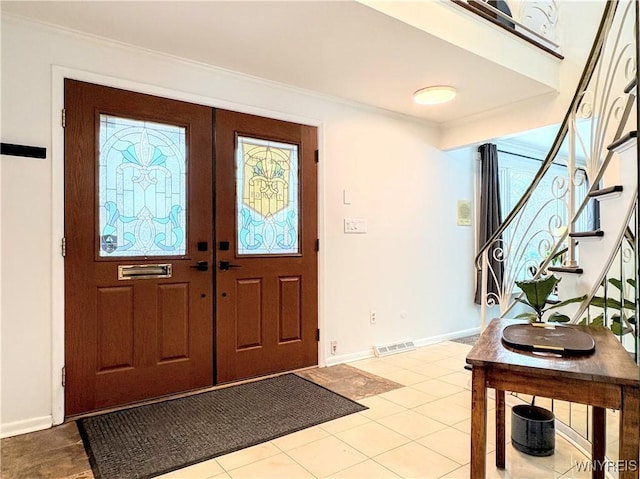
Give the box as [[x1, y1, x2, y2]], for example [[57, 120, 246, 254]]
[[236, 136, 299, 255], [98, 115, 187, 257]]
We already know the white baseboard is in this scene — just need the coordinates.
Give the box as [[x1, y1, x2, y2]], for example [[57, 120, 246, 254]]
[[414, 327, 481, 348], [324, 327, 481, 367], [1, 415, 52, 438], [325, 349, 373, 366]]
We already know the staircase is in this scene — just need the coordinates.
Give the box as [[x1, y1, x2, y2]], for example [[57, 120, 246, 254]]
[[475, 0, 639, 463], [476, 0, 638, 360], [549, 130, 638, 330]]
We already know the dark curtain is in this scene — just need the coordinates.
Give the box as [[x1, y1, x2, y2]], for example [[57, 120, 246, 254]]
[[474, 143, 503, 305]]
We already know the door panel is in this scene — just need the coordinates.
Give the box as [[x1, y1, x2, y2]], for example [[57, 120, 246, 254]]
[[64, 80, 213, 416], [96, 286, 134, 371], [279, 277, 302, 342], [157, 283, 190, 361], [235, 278, 263, 350], [215, 110, 318, 383]]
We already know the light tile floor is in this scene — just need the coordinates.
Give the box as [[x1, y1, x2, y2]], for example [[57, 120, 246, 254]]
[[2, 340, 624, 478], [157, 340, 609, 479]]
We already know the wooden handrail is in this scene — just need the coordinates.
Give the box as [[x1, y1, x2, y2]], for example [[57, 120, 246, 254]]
[[451, 0, 564, 59]]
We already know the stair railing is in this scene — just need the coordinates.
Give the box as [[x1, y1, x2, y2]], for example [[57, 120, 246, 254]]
[[455, 0, 561, 53], [475, 0, 617, 271], [533, 208, 638, 450], [567, 165, 637, 312], [584, 208, 638, 361], [477, 0, 639, 456], [476, 0, 637, 328]]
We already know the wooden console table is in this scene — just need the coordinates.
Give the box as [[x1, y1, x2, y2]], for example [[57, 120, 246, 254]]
[[466, 318, 640, 479]]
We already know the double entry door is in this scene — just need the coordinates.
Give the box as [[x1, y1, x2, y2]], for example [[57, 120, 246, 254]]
[[64, 80, 318, 416]]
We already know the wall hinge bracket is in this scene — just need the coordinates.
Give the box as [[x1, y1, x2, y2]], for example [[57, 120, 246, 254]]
[[314, 149, 319, 163], [61, 237, 66, 257], [62, 366, 66, 387], [315, 239, 320, 252], [316, 329, 320, 342], [61, 109, 66, 128]]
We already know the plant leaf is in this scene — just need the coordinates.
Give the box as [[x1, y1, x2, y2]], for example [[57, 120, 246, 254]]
[[546, 294, 587, 310], [611, 320, 624, 335], [514, 312, 538, 322], [610, 317, 634, 335], [589, 296, 635, 310], [515, 275, 559, 311], [588, 314, 604, 327], [608, 278, 624, 292], [547, 312, 571, 323]]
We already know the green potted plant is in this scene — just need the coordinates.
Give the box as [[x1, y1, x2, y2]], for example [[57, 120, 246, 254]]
[[510, 274, 586, 456], [514, 274, 586, 323], [567, 278, 636, 336]]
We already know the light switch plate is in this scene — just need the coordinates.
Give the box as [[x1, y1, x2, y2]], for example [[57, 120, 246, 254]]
[[344, 218, 367, 234], [343, 189, 352, 205]]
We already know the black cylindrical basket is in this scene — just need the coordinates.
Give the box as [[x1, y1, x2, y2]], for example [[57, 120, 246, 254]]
[[511, 404, 555, 456]]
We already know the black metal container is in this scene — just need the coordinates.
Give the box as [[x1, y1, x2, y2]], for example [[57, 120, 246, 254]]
[[511, 404, 555, 456]]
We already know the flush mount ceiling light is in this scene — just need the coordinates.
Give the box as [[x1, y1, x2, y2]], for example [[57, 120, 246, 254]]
[[413, 86, 457, 105]]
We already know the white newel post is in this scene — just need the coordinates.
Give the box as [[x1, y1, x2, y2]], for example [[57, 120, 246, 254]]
[[565, 111, 578, 267]]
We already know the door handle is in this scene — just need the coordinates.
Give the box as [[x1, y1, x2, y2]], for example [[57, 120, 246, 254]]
[[219, 261, 241, 271], [191, 261, 209, 271]]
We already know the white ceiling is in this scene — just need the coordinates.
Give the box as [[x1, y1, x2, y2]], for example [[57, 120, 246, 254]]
[[2, 0, 557, 125]]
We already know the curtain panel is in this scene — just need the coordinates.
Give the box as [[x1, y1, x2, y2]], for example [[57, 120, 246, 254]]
[[475, 143, 503, 305]]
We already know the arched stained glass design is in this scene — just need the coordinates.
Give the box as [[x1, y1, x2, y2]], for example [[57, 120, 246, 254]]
[[98, 115, 187, 257], [236, 136, 299, 255]]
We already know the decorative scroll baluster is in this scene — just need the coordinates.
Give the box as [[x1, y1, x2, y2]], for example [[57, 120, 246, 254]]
[[480, 249, 489, 330]]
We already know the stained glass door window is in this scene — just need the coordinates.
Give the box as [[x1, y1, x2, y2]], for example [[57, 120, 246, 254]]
[[98, 115, 187, 257], [236, 136, 299, 255]]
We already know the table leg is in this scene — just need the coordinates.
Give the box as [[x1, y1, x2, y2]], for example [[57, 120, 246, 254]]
[[471, 366, 487, 479], [619, 387, 640, 479], [495, 389, 505, 469], [592, 406, 605, 479]]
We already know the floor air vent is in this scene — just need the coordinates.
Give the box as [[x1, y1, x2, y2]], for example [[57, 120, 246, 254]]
[[373, 340, 416, 357]]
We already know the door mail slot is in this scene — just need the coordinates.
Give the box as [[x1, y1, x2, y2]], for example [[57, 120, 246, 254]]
[[118, 264, 172, 280]]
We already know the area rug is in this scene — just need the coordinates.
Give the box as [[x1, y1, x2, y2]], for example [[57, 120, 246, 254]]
[[78, 374, 367, 479], [296, 364, 403, 400], [451, 333, 480, 346]]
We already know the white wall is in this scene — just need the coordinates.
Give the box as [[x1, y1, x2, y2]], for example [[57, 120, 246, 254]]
[[0, 16, 480, 435], [0, 11, 4, 436], [440, 0, 606, 150], [322, 116, 479, 362]]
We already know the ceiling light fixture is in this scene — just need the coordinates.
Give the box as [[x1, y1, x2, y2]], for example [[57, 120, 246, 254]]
[[413, 86, 457, 105]]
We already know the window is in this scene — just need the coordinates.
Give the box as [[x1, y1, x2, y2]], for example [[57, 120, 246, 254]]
[[235, 136, 300, 255], [99, 114, 187, 257], [498, 151, 591, 280]]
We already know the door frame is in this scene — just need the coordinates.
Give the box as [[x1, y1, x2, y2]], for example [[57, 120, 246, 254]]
[[51, 66, 327, 425]]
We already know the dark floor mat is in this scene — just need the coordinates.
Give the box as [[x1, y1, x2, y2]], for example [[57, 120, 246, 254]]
[[78, 373, 367, 479]]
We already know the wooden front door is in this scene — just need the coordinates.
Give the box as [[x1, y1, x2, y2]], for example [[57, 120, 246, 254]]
[[215, 110, 318, 383], [64, 80, 214, 415]]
